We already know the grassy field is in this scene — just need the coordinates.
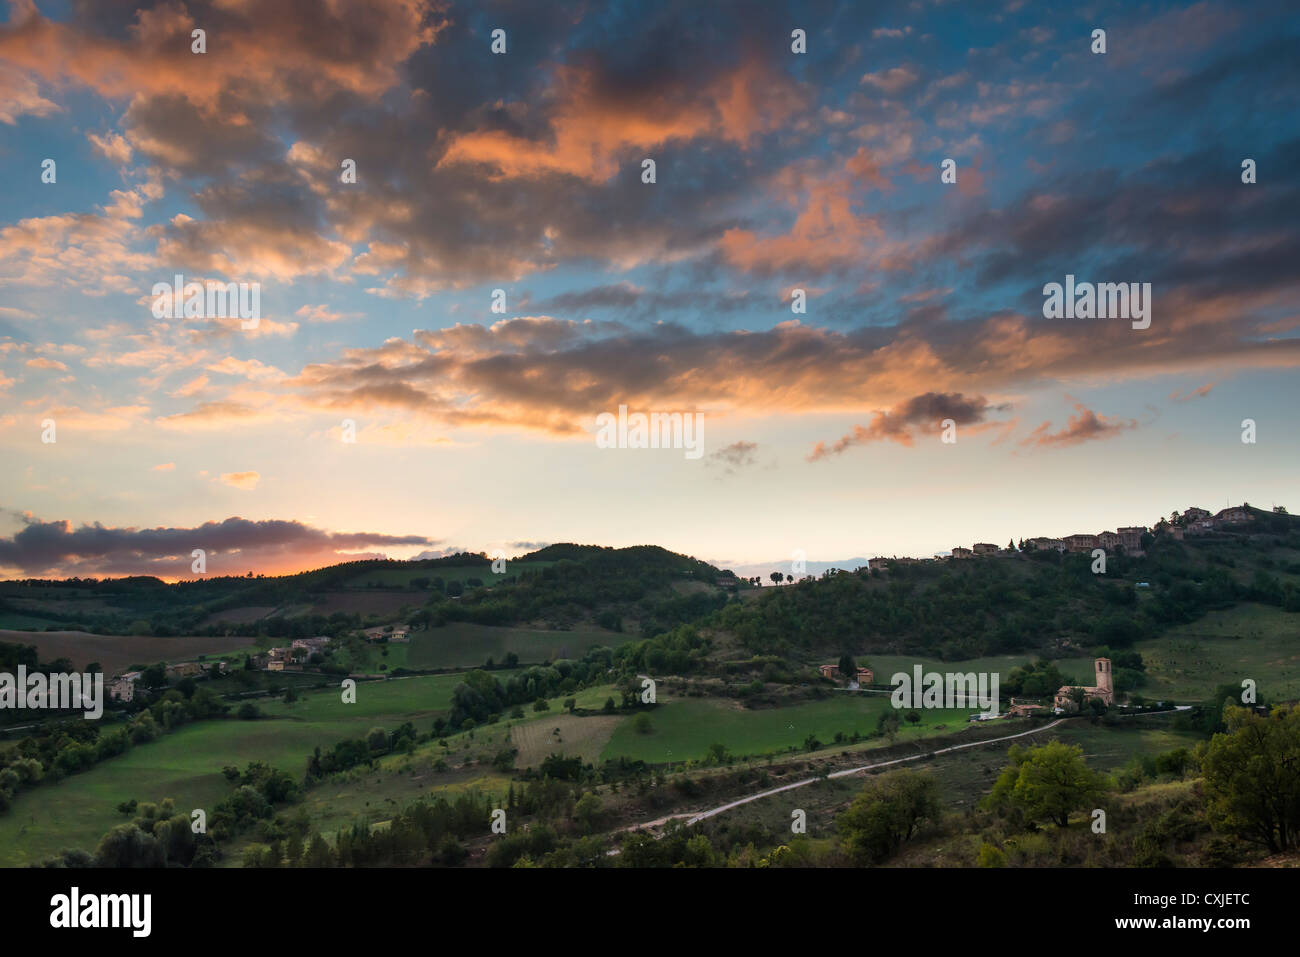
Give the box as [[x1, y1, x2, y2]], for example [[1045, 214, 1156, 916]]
[[1049, 716, 1205, 770], [405, 622, 626, 669], [512, 713, 622, 766], [0, 672, 470, 866], [0, 629, 261, 675], [602, 694, 971, 764], [1136, 603, 1300, 700]]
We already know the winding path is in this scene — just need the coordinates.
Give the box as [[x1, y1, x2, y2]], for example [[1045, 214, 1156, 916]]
[[620, 718, 1067, 835]]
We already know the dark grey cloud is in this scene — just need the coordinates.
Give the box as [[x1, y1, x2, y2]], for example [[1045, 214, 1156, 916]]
[[0, 515, 435, 577], [808, 392, 1008, 460]]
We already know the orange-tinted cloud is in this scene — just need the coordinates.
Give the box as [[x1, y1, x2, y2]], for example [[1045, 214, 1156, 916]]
[[1019, 402, 1137, 449], [438, 57, 808, 183], [218, 470, 261, 490]]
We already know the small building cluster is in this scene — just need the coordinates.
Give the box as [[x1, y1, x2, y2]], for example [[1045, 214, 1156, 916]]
[[818, 663, 875, 686], [867, 504, 1275, 569], [107, 658, 229, 703]]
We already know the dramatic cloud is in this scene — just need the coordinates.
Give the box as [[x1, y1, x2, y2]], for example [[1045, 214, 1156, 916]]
[[0, 515, 436, 578], [0, 0, 1296, 572]]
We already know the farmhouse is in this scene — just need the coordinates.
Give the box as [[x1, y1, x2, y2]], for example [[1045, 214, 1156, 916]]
[[108, 672, 140, 703], [972, 543, 999, 555]]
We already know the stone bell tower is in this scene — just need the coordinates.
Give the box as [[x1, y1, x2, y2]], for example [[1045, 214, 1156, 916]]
[[1094, 657, 1113, 702]]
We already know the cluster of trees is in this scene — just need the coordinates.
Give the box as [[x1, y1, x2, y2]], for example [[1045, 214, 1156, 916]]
[[251, 792, 494, 867], [1201, 704, 1300, 853], [697, 534, 1300, 662], [1002, 660, 1069, 697], [709, 558, 1116, 659], [35, 798, 217, 869], [438, 636, 689, 733], [304, 723, 419, 781], [42, 759, 301, 868], [209, 761, 299, 840]]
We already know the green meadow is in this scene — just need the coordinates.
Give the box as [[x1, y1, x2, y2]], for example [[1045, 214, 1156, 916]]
[[602, 694, 971, 764], [1135, 603, 1300, 700]]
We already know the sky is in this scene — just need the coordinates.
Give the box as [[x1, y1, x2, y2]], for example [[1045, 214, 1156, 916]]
[[0, 0, 1296, 580]]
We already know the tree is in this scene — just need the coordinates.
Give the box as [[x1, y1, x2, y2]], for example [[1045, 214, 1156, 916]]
[[986, 741, 1105, 828], [139, 662, 166, 688], [574, 792, 602, 832], [977, 842, 1006, 867], [837, 769, 942, 865], [563, 697, 577, 714], [838, 654, 856, 682], [769, 572, 783, 585], [1202, 704, 1300, 852], [95, 824, 165, 868], [304, 833, 335, 867]]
